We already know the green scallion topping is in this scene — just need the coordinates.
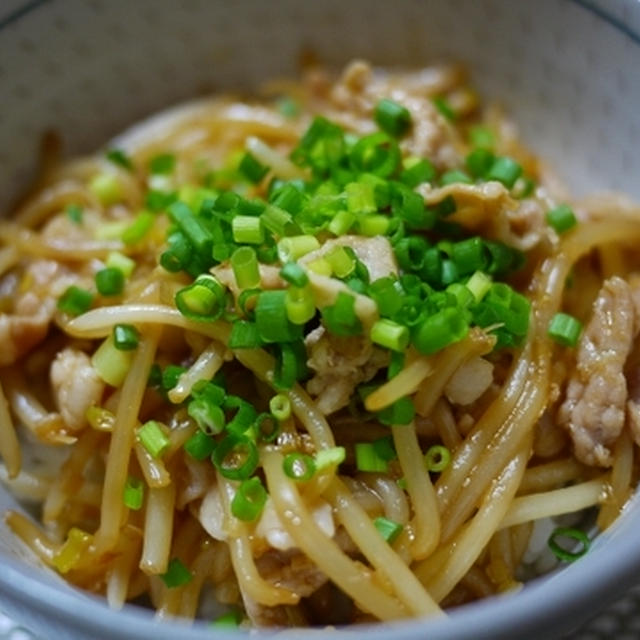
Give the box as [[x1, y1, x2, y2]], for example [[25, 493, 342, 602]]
[[269, 394, 291, 421], [231, 246, 261, 290], [105, 148, 133, 170], [95, 267, 125, 296], [239, 151, 269, 183], [57, 285, 94, 316], [548, 312, 582, 347], [232, 215, 264, 245], [314, 446, 346, 471], [355, 442, 389, 472], [280, 262, 309, 288], [175, 274, 226, 322], [424, 444, 451, 472], [487, 156, 522, 188], [160, 558, 192, 588], [137, 420, 170, 458], [212, 434, 259, 480], [123, 476, 144, 510], [112, 324, 139, 351], [546, 203, 577, 234], [370, 319, 410, 352], [374, 98, 412, 137], [66, 204, 83, 225], [548, 527, 590, 563], [282, 452, 316, 482], [229, 320, 262, 349], [184, 429, 216, 461], [374, 516, 403, 544], [231, 477, 268, 521], [149, 153, 176, 175]]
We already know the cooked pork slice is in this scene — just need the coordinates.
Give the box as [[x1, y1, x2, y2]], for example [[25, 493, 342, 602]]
[[305, 327, 390, 415], [558, 277, 636, 466], [0, 259, 70, 366], [50, 348, 105, 431]]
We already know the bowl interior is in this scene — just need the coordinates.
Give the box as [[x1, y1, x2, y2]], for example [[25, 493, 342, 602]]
[[1, 1, 640, 638]]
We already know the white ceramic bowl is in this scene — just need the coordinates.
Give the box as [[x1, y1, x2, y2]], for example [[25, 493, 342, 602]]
[[2, 1, 640, 638]]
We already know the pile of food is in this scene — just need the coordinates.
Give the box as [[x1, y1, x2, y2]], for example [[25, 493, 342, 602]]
[[1, 60, 639, 627]]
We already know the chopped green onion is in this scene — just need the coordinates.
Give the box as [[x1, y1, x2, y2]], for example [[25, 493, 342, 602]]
[[546, 204, 577, 234], [149, 153, 176, 175], [224, 395, 258, 436], [231, 246, 260, 290], [106, 251, 135, 278], [321, 291, 362, 337], [346, 182, 377, 215], [162, 364, 187, 391], [466, 271, 492, 302], [231, 477, 268, 521], [466, 148, 495, 178], [255, 290, 302, 343], [280, 262, 309, 288], [432, 96, 456, 121], [184, 429, 216, 460], [57, 285, 93, 316], [167, 201, 213, 256], [487, 156, 522, 188], [325, 246, 356, 278], [412, 307, 469, 355], [123, 476, 144, 510], [349, 132, 400, 178], [212, 434, 259, 480], [370, 319, 410, 352], [372, 435, 397, 461], [368, 277, 404, 317], [238, 151, 269, 183], [91, 335, 133, 386], [277, 235, 320, 262], [137, 420, 170, 458], [374, 516, 403, 544], [145, 189, 176, 212], [175, 274, 226, 321], [548, 527, 590, 563], [374, 98, 412, 137], [328, 210, 356, 236], [283, 452, 316, 482], [95, 267, 125, 296], [548, 312, 582, 347], [232, 215, 264, 245], [285, 285, 316, 325], [106, 148, 133, 170], [468, 125, 495, 149], [66, 204, 83, 224], [212, 610, 243, 628], [376, 397, 415, 426], [387, 351, 405, 379], [89, 172, 122, 205], [229, 320, 262, 349], [358, 214, 390, 237], [452, 237, 489, 275], [269, 394, 291, 421], [188, 392, 226, 435], [306, 257, 332, 276], [51, 528, 92, 574], [255, 412, 280, 442], [424, 445, 451, 472], [121, 210, 155, 245], [160, 558, 192, 588], [391, 183, 433, 229], [112, 324, 139, 350], [315, 446, 346, 471], [400, 156, 435, 187], [273, 343, 301, 390], [355, 442, 388, 472], [261, 204, 299, 237], [440, 169, 472, 186]]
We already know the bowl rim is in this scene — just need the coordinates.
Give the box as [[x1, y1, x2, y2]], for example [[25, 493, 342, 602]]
[[1, 500, 639, 640], [2, 0, 640, 638]]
